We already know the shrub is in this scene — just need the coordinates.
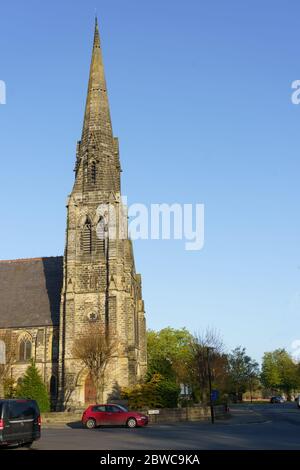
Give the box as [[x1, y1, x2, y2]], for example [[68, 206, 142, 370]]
[[121, 374, 180, 409], [16, 361, 50, 412], [157, 378, 180, 408]]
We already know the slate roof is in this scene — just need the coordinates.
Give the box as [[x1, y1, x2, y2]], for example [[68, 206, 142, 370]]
[[0, 257, 63, 328]]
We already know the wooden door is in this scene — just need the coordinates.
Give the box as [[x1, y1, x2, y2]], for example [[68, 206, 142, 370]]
[[84, 375, 97, 404]]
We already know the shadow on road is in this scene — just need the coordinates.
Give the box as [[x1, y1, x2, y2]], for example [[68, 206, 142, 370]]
[[66, 421, 83, 429]]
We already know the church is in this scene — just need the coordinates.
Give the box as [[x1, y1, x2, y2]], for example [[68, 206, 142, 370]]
[[0, 19, 147, 409]]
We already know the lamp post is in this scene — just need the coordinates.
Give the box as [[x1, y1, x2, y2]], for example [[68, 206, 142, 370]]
[[206, 346, 215, 424]]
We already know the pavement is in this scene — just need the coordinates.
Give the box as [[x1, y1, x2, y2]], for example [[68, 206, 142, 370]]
[[13, 403, 300, 450]]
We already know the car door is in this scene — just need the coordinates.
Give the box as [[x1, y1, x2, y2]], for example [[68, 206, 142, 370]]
[[91, 405, 107, 425], [105, 405, 126, 426], [22, 401, 38, 442], [6, 401, 26, 443]]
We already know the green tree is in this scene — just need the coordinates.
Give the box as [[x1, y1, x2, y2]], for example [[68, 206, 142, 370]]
[[16, 361, 50, 412], [147, 328, 194, 384], [261, 349, 300, 397], [227, 347, 259, 402], [156, 377, 181, 408]]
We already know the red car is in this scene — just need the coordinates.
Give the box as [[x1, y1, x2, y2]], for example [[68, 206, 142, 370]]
[[82, 404, 148, 429]]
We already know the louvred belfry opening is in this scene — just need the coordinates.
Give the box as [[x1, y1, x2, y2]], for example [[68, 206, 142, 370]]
[[82, 220, 92, 254]]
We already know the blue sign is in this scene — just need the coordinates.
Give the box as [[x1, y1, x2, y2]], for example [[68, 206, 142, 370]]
[[211, 389, 219, 401]]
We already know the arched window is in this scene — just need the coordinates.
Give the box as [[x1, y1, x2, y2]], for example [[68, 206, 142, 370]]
[[82, 219, 92, 254], [91, 162, 97, 185], [19, 338, 32, 361]]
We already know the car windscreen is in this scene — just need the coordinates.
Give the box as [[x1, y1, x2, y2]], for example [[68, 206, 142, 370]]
[[0, 402, 2, 419], [8, 401, 39, 420]]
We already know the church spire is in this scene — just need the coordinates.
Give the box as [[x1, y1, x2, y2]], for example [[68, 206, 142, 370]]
[[81, 17, 113, 151]]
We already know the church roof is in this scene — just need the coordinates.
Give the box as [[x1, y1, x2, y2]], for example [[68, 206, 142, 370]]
[[0, 257, 63, 329]]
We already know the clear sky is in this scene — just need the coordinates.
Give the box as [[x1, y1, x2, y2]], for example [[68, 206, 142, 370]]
[[0, 0, 300, 364]]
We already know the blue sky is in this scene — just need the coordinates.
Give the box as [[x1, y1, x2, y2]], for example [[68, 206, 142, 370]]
[[1, 0, 300, 363]]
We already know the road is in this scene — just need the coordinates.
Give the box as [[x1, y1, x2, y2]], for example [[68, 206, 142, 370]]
[[20, 403, 300, 450]]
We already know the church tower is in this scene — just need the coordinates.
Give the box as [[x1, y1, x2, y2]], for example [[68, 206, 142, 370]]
[[58, 19, 147, 408]]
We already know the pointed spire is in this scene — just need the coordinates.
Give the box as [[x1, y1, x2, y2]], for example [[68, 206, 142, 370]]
[[94, 16, 100, 48], [81, 17, 113, 151]]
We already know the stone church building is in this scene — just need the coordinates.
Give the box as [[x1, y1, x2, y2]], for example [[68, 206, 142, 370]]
[[0, 20, 147, 409]]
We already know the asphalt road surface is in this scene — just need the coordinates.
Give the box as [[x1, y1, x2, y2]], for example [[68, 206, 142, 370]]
[[17, 403, 300, 450]]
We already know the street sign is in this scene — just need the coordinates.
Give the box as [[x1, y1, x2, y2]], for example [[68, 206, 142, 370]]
[[211, 389, 219, 401], [148, 410, 160, 415]]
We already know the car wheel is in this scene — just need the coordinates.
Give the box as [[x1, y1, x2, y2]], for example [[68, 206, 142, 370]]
[[127, 418, 137, 428], [86, 418, 97, 429]]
